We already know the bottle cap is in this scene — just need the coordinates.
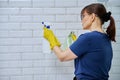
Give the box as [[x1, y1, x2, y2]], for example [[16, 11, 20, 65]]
[[46, 26, 50, 29], [42, 22, 50, 29]]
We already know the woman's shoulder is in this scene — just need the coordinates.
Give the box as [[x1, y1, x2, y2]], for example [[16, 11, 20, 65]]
[[77, 31, 92, 41], [78, 31, 93, 37], [78, 31, 107, 40], [82, 31, 106, 36]]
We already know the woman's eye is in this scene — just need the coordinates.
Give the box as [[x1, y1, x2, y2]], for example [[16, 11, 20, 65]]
[[81, 15, 85, 20]]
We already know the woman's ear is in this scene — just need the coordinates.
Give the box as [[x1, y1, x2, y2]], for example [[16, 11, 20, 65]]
[[91, 13, 96, 22]]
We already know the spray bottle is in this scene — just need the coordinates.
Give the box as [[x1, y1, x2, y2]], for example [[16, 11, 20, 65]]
[[42, 22, 51, 53]]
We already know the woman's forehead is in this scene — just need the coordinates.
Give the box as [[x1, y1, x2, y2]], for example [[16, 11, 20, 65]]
[[81, 10, 88, 15]]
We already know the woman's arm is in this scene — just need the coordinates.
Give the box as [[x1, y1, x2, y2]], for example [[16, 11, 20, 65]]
[[53, 46, 77, 62], [43, 27, 77, 61]]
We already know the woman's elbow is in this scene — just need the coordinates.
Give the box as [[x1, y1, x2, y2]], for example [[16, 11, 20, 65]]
[[59, 57, 65, 62], [58, 56, 71, 62]]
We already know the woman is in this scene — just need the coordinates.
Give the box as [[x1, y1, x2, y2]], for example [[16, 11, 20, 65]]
[[43, 3, 116, 80]]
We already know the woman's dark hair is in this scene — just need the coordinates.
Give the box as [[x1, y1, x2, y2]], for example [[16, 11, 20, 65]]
[[81, 3, 116, 42]]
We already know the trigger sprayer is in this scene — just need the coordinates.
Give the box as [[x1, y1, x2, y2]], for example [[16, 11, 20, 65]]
[[42, 22, 51, 29], [42, 22, 51, 53]]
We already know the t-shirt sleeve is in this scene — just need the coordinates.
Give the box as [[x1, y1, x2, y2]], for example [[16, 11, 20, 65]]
[[70, 34, 90, 57]]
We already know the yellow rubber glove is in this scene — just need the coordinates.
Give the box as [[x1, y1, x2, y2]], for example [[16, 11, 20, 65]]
[[43, 27, 61, 50], [71, 32, 77, 41]]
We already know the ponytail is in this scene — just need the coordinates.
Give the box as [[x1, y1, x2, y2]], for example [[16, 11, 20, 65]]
[[106, 16, 116, 42], [100, 11, 116, 42]]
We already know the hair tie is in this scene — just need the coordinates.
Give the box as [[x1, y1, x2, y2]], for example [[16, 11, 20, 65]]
[[102, 11, 111, 22]]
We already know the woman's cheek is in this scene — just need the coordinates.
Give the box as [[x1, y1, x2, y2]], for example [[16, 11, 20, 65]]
[[82, 20, 91, 29]]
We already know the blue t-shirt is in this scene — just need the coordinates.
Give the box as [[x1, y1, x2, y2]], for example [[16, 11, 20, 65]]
[[70, 31, 113, 80]]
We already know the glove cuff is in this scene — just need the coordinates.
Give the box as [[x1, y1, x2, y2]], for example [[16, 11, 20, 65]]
[[50, 37, 61, 50]]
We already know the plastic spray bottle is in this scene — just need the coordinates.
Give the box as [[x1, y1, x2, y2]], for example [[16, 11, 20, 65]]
[[42, 22, 51, 53]]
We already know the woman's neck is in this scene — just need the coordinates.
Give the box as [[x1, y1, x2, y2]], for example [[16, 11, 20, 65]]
[[90, 27, 104, 33], [89, 17, 104, 33]]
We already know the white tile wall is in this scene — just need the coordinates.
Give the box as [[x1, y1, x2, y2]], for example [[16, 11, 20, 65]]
[[0, 0, 120, 80]]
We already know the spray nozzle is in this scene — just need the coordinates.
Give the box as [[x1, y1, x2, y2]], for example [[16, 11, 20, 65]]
[[42, 22, 51, 29]]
